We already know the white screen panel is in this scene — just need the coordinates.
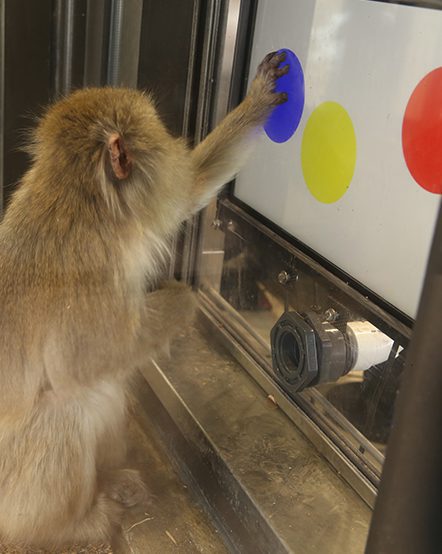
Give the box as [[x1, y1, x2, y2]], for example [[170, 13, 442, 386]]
[[235, 0, 442, 317]]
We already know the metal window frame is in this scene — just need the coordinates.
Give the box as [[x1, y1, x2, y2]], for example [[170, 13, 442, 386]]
[[0, 0, 4, 215]]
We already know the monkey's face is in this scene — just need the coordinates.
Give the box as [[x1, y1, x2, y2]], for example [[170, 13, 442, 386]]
[[29, 88, 180, 224]]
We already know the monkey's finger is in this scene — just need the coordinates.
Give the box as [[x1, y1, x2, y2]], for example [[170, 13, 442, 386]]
[[273, 92, 288, 105], [257, 52, 277, 74], [275, 64, 290, 78]]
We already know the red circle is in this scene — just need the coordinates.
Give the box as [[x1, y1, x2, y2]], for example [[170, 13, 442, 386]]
[[402, 67, 442, 195]]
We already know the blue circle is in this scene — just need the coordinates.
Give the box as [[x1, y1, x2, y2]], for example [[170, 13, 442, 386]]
[[264, 49, 305, 143]]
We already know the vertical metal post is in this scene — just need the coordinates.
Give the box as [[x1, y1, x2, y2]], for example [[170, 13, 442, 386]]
[[54, 0, 76, 95], [107, 0, 143, 88], [107, 0, 124, 85], [180, 0, 227, 284], [211, 0, 241, 127], [0, 0, 5, 214], [180, 0, 255, 285], [84, 0, 110, 87], [181, 0, 202, 139], [366, 200, 442, 554], [192, 0, 224, 145], [166, 0, 202, 280]]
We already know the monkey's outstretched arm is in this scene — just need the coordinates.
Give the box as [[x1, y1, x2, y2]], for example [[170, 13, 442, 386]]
[[190, 51, 288, 211]]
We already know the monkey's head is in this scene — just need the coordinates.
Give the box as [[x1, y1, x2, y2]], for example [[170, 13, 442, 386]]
[[26, 88, 187, 225]]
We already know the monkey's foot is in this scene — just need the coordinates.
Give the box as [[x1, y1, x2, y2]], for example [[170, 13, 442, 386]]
[[106, 468, 148, 507]]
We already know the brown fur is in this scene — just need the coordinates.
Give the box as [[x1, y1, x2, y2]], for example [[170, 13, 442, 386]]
[[0, 52, 287, 549]]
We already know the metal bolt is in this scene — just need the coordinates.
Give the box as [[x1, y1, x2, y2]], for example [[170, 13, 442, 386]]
[[226, 220, 235, 231], [211, 218, 222, 230], [324, 308, 339, 322]]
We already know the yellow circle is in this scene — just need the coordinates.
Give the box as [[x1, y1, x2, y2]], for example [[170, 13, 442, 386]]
[[301, 101, 356, 203]]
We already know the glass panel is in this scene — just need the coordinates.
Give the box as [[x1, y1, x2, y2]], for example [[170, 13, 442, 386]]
[[194, 0, 442, 484]]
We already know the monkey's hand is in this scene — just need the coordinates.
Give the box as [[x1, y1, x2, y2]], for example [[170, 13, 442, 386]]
[[190, 52, 288, 212], [155, 280, 197, 328], [138, 280, 196, 359], [248, 51, 289, 113]]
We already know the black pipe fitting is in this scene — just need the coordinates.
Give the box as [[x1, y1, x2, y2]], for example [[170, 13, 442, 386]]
[[270, 311, 351, 393]]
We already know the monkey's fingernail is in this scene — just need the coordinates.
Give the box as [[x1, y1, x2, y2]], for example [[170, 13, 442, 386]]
[[277, 92, 288, 104]]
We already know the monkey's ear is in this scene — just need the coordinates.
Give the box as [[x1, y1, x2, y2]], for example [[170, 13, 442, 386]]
[[107, 133, 132, 180]]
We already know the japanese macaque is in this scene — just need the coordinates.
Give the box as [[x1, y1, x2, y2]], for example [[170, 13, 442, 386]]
[[0, 52, 287, 549]]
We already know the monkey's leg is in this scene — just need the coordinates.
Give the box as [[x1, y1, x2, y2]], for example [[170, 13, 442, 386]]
[[0, 402, 123, 549], [95, 283, 194, 510], [95, 386, 128, 472], [190, 51, 288, 210], [63, 493, 123, 546]]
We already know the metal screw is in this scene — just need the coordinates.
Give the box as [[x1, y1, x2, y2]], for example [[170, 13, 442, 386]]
[[278, 270, 298, 285], [226, 220, 235, 231], [211, 218, 222, 230]]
